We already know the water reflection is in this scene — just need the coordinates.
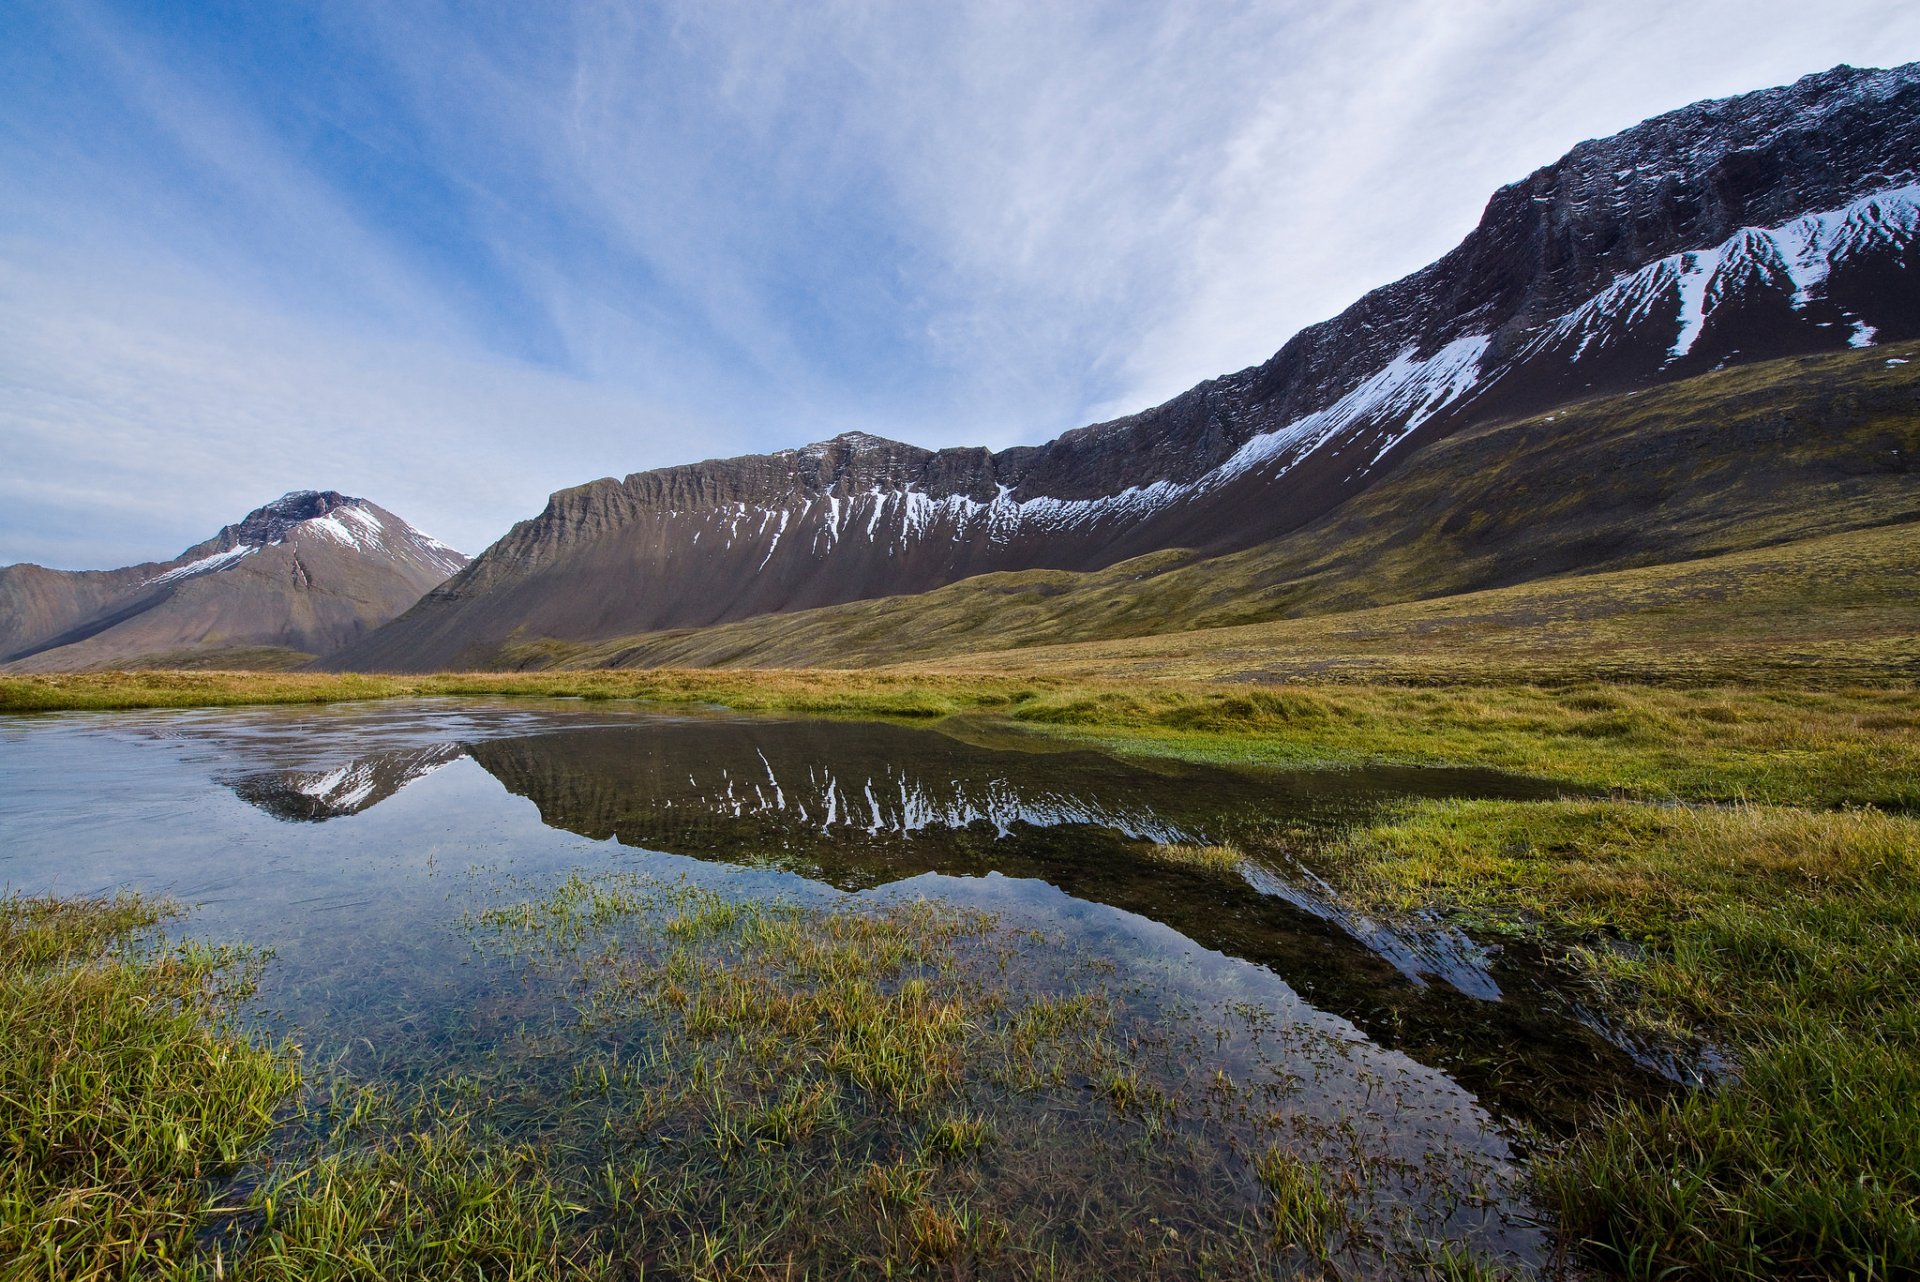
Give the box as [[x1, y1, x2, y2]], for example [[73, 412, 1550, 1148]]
[[175, 703, 1649, 1126]]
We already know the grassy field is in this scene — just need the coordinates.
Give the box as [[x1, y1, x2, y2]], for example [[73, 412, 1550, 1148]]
[[915, 520, 1920, 687], [1309, 800, 1920, 1279]]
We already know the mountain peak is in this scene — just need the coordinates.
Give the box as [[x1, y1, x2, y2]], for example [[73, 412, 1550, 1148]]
[[2, 491, 468, 671], [798, 430, 913, 455], [203, 491, 467, 579], [231, 490, 366, 544]]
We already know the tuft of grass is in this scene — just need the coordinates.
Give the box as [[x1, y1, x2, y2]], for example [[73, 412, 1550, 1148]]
[[1254, 1147, 1346, 1255], [1143, 840, 1247, 875], [230, 1112, 608, 1281], [920, 1112, 995, 1161]]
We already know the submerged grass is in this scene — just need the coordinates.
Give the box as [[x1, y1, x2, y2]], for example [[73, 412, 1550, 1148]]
[[1312, 799, 1920, 1279], [3, 882, 1520, 1279], [445, 873, 1523, 1278]]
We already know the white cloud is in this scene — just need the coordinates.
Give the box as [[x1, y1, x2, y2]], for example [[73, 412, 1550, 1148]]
[[0, 247, 747, 565]]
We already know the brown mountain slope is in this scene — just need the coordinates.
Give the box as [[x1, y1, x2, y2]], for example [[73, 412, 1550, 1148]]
[[452, 343, 1920, 673], [0, 492, 467, 672]]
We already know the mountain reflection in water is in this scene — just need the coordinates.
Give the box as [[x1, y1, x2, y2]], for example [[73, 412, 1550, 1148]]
[[205, 706, 1650, 1127]]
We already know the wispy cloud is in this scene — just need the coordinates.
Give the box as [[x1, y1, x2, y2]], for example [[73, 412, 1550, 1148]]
[[3, 0, 1917, 566]]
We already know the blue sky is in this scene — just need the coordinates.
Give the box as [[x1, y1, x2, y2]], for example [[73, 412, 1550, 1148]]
[[4, 0, 1917, 568]]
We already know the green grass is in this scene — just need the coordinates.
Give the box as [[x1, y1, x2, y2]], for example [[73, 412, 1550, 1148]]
[[0, 891, 622, 1282], [1142, 840, 1248, 875], [1308, 799, 1920, 1279], [0, 892, 298, 1280], [924, 519, 1919, 688], [220, 1111, 606, 1282]]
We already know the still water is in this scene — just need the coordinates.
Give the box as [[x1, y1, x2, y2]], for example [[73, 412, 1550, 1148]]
[[0, 699, 1651, 1275]]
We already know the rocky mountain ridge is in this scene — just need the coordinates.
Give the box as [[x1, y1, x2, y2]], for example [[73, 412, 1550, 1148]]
[[319, 62, 1919, 671]]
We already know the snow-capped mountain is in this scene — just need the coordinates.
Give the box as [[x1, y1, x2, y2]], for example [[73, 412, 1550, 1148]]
[[334, 63, 1919, 673], [230, 742, 467, 821], [0, 491, 468, 671]]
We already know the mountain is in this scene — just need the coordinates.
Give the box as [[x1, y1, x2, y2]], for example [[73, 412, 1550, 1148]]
[[332, 63, 1920, 674], [0, 491, 467, 671], [450, 342, 1920, 673]]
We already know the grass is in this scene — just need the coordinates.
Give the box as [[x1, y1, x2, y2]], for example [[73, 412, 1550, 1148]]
[[1142, 840, 1248, 875], [922, 520, 1920, 688], [221, 1110, 606, 1281], [0, 892, 297, 1280], [1307, 799, 1920, 1279], [1255, 1146, 1347, 1256], [0, 891, 622, 1281], [7, 670, 1920, 811]]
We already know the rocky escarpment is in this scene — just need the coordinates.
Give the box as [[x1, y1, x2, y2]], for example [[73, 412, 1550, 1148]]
[[0, 491, 467, 671], [332, 63, 1920, 673]]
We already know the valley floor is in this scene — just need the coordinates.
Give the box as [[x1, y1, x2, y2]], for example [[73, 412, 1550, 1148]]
[[3, 662, 1916, 1277]]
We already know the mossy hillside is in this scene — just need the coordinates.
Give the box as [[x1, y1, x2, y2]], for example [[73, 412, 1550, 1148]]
[[921, 519, 1920, 687], [476, 342, 1920, 673]]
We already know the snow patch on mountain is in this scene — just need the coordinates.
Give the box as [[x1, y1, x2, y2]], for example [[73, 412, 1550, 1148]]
[[717, 333, 1502, 572], [1529, 182, 1919, 365], [1215, 333, 1494, 480], [143, 545, 259, 587], [299, 500, 466, 574]]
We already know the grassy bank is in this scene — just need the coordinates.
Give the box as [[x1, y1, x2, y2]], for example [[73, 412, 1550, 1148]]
[[0, 890, 621, 1279], [7, 668, 1915, 809], [0, 893, 296, 1278], [1309, 800, 1920, 1279]]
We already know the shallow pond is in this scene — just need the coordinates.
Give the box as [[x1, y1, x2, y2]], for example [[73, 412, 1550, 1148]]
[[0, 699, 1653, 1277]]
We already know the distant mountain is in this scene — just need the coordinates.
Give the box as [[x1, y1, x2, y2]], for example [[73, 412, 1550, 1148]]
[[332, 63, 1920, 673], [0, 491, 467, 671]]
